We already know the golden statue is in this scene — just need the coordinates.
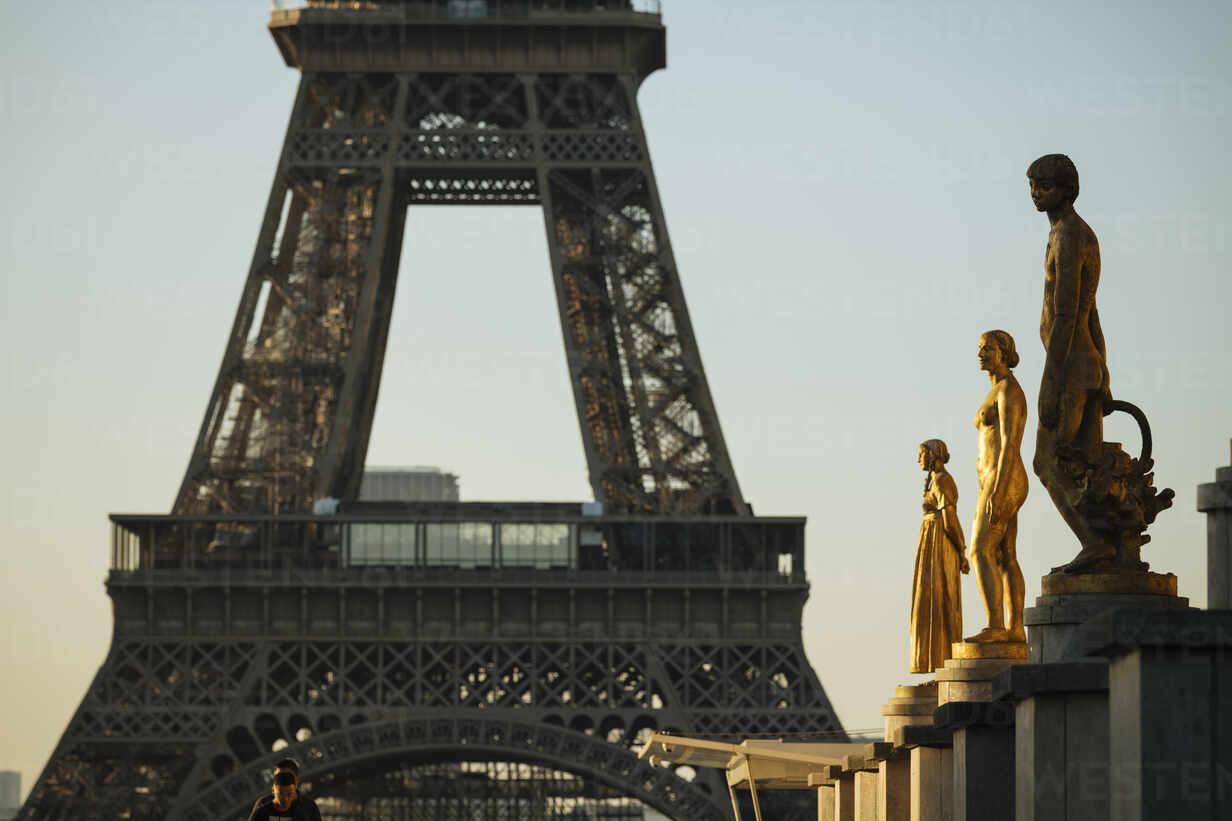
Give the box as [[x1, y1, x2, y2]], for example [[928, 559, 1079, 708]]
[[910, 439, 969, 673], [965, 331, 1028, 643], [1028, 154, 1173, 574]]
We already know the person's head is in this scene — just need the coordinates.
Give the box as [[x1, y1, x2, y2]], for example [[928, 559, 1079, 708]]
[[272, 770, 298, 808], [918, 439, 949, 472], [274, 758, 300, 780], [978, 329, 1019, 373], [1026, 154, 1079, 212]]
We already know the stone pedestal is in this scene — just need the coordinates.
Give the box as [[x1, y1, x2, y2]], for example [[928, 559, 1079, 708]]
[[835, 770, 857, 821], [882, 682, 938, 745], [1083, 608, 1232, 821], [1024, 571, 1188, 663], [908, 745, 953, 821], [813, 781, 836, 821], [935, 701, 1016, 821], [995, 661, 1110, 821], [855, 771, 879, 821], [1198, 445, 1232, 608], [935, 641, 1026, 705], [877, 756, 910, 821]]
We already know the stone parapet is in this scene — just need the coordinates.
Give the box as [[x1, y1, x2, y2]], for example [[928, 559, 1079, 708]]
[[991, 660, 1108, 701], [901, 724, 953, 748], [933, 700, 1016, 732], [1083, 608, 1232, 820], [1080, 606, 1232, 653]]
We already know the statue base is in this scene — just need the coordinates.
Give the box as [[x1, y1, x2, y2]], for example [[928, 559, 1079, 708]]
[[1026, 570, 1189, 663], [1040, 571, 1176, 596], [951, 640, 1028, 660], [936, 643, 1027, 705], [881, 682, 938, 746]]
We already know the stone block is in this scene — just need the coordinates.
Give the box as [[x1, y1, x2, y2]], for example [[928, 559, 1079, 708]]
[[991, 660, 1112, 820], [1090, 608, 1232, 821], [835, 771, 857, 821], [1080, 606, 1232, 654], [934, 700, 1016, 732], [935, 656, 1021, 705], [878, 756, 910, 821], [901, 724, 952, 749], [864, 741, 896, 761], [845, 753, 877, 772], [931, 701, 1015, 821], [952, 723, 1014, 821], [992, 659, 1108, 701], [909, 745, 952, 821], [1015, 688, 1109, 821], [855, 770, 879, 821], [1025, 590, 1190, 663], [817, 784, 836, 821], [883, 684, 939, 746], [938, 657, 1015, 669]]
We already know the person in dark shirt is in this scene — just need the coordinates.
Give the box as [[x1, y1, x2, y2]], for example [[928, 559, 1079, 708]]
[[248, 758, 323, 821]]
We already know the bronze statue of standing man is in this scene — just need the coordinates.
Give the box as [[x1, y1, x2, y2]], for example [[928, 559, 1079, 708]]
[[1027, 154, 1174, 573], [1028, 154, 1116, 569]]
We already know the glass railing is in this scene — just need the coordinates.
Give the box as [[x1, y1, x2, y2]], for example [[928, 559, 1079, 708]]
[[109, 509, 803, 581]]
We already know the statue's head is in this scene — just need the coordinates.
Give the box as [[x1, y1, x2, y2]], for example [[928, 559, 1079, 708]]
[[918, 439, 949, 471], [1027, 154, 1079, 211], [979, 329, 1019, 372]]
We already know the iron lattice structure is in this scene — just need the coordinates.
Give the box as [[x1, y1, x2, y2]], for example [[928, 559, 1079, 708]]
[[174, 2, 744, 519], [20, 3, 844, 819]]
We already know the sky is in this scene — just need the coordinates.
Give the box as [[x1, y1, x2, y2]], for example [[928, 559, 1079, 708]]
[[2, 0, 1230, 803]]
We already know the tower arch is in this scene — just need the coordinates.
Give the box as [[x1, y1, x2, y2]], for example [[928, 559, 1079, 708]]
[[179, 716, 724, 820]]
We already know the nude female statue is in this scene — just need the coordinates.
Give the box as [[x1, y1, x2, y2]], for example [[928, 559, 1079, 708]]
[[910, 439, 969, 672], [966, 330, 1029, 643]]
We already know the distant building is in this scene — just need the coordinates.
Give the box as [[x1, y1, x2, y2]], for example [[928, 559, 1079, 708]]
[[360, 466, 460, 502], [0, 771, 19, 821]]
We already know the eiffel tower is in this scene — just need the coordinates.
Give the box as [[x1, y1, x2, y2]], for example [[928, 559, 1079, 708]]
[[19, 2, 844, 818]]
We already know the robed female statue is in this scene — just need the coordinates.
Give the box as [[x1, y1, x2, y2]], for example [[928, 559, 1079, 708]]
[[910, 439, 969, 673]]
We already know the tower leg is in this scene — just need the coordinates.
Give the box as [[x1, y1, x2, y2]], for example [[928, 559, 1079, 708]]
[[175, 74, 410, 515], [533, 73, 746, 515]]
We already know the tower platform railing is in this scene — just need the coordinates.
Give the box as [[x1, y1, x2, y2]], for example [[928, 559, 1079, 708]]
[[109, 509, 805, 583], [272, 0, 662, 23]]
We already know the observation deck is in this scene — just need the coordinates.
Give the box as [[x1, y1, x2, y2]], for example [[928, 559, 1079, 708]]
[[106, 503, 810, 643], [110, 502, 802, 584], [269, 0, 667, 75]]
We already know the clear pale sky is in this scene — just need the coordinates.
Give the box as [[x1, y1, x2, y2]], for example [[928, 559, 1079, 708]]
[[2, 0, 1230, 802]]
